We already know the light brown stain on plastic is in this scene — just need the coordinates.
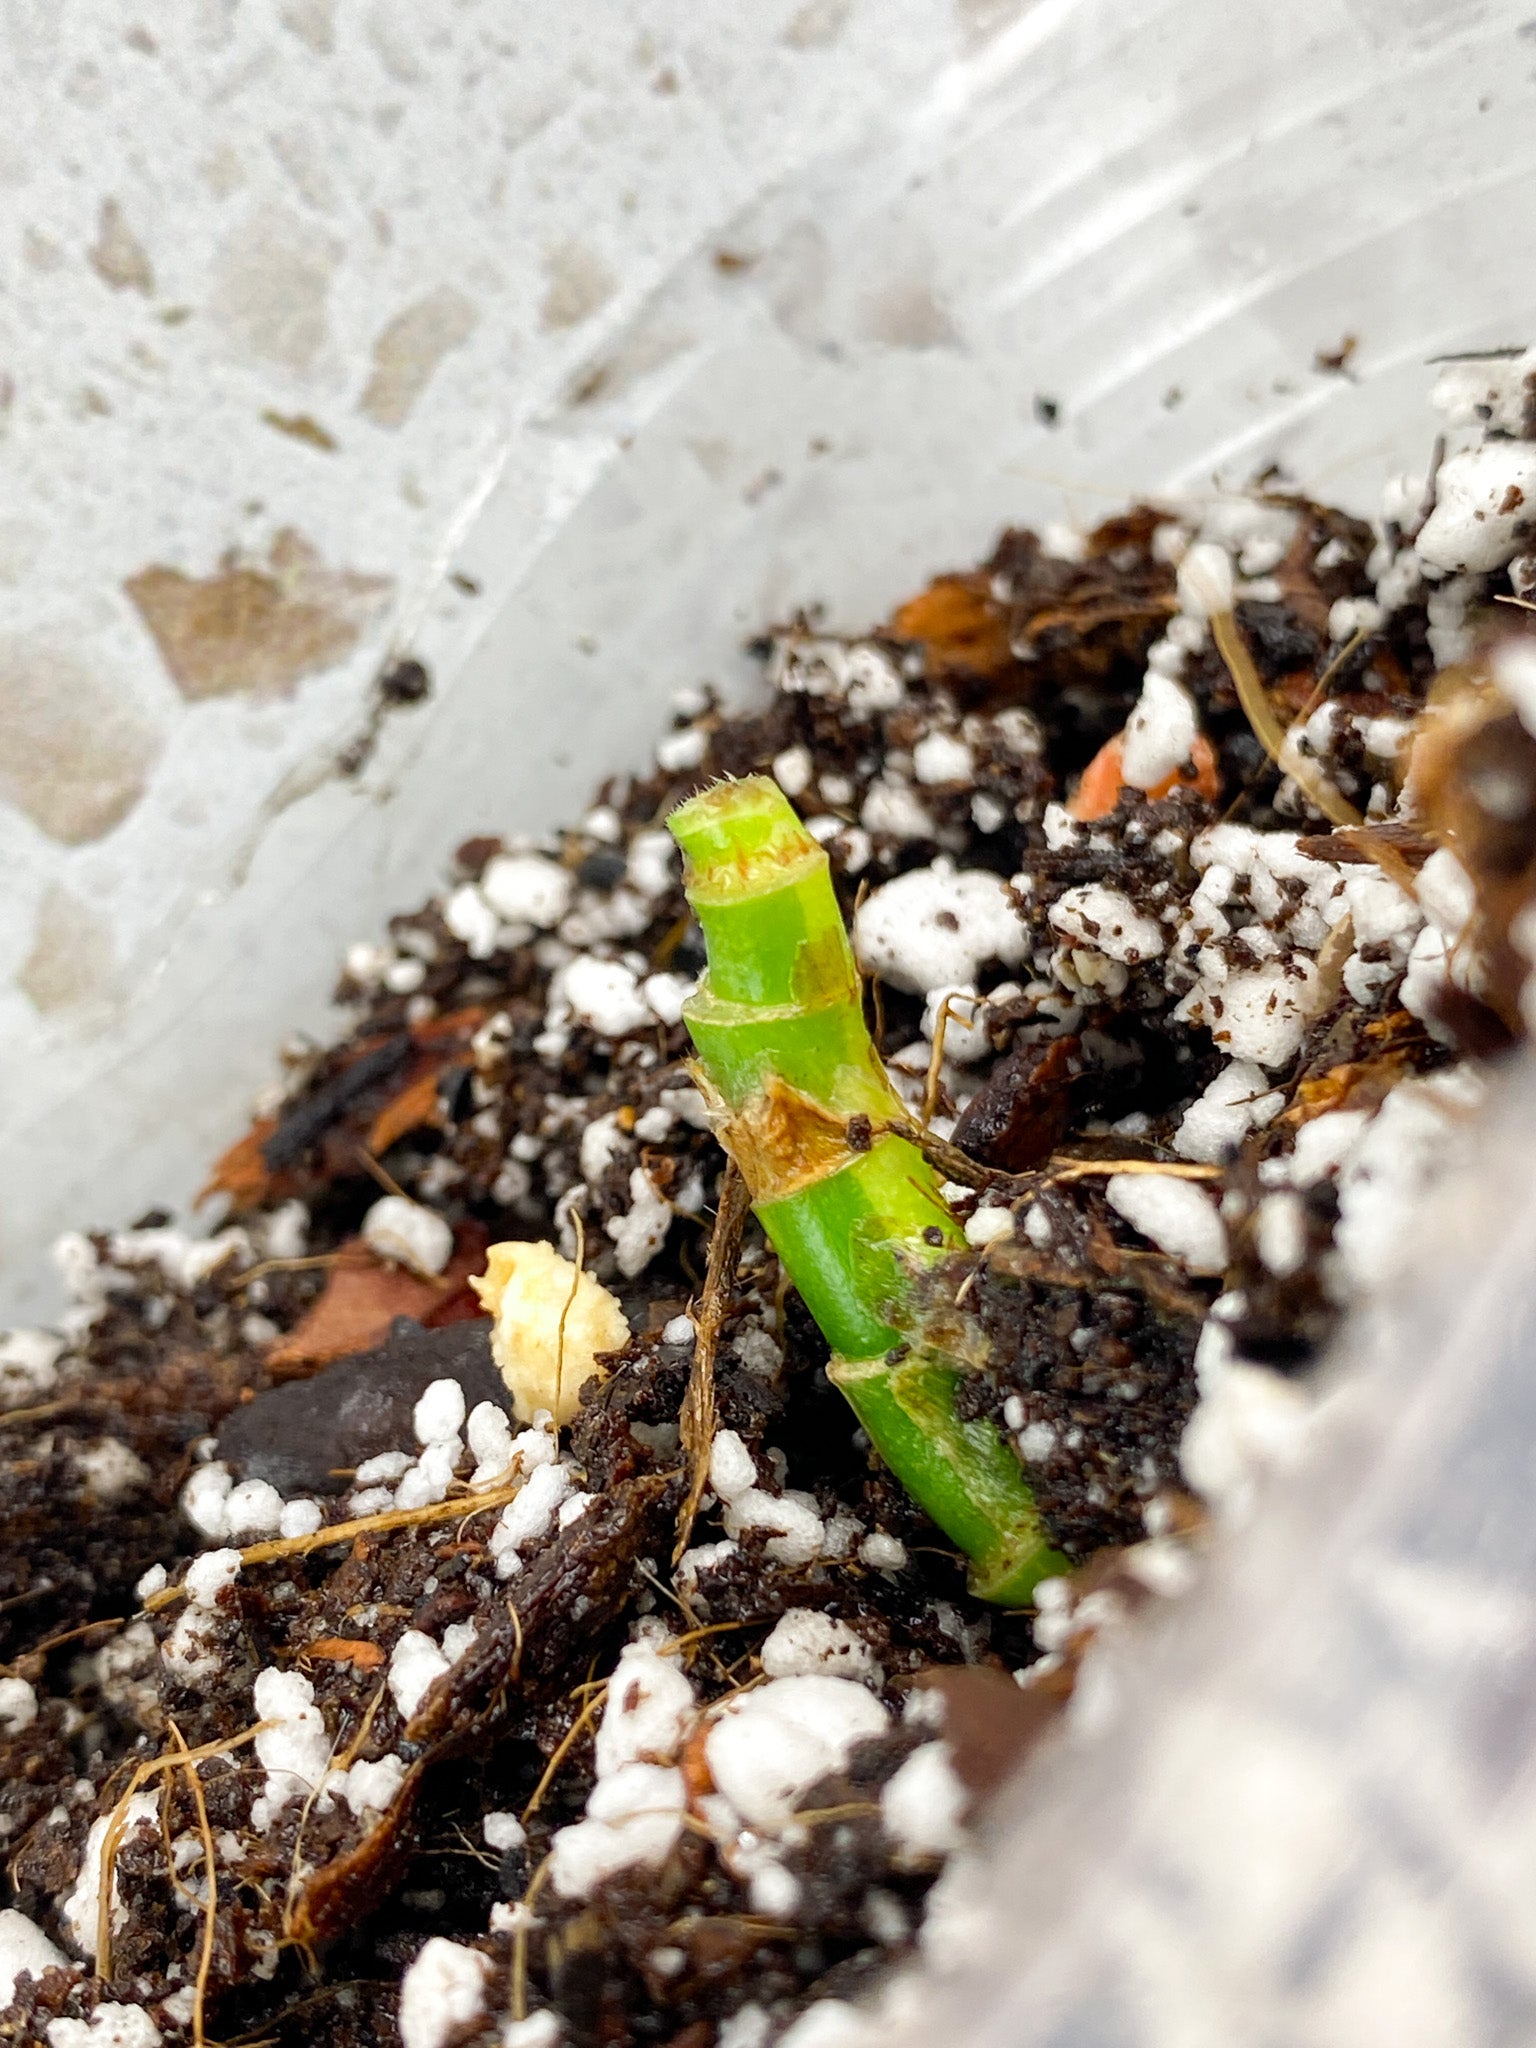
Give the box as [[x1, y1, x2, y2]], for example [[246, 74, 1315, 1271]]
[[125, 530, 392, 700], [0, 637, 161, 843], [359, 286, 478, 428], [88, 198, 154, 295], [19, 884, 121, 1015], [861, 280, 959, 350], [954, 0, 1028, 46], [278, 0, 336, 54], [782, 0, 851, 46], [540, 240, 616, 332], [210, 204, 339, 375]]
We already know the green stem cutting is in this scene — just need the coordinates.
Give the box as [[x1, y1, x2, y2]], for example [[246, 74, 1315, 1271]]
[[668, 775, 1065, 1606]]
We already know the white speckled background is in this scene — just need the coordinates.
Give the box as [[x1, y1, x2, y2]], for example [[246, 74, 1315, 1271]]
[[4, 0, 1536, 1330], [0, 0, 969, 1313]]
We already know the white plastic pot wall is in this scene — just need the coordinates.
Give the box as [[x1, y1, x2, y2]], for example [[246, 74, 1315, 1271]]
[[896, 1046, 1536, 2047]]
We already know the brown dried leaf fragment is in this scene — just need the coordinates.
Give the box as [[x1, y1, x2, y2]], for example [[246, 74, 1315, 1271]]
[[405, 1473, 676, 1752], [950, 1036, 1081, 1174], [304, 1637, 386, 1670], [1412, 654, 1536, 1032], [366, 1065, 446, 1155], [264, 1223, 488, 1378], [283, 1759, 426, 1948], [201, 1114, 285, 1207]]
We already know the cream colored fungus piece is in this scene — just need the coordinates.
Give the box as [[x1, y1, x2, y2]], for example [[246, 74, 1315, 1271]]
[[470, 1239, 630, 1425]]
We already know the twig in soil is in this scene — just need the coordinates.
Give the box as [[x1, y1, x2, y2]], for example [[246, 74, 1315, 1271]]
[[1496, 593, 1536, 612], [335, 1680, 387, 1772], [639, 1558, 700, 1632], [1036, 1157, 1222, 1185], [788, 1800, 881, 1826], [663, 1620, 757, 1656], [0, 1398, 102, 1429], [142, 1480, 529, 1611], [167, 1718, 218, 2048], [229, 1252, 343, 1292], [354, 1144, 411, 1201], [1297, 623, 1371, 727], [674, 1161, 750, 1564], [885, 1113, 1222, 1196]]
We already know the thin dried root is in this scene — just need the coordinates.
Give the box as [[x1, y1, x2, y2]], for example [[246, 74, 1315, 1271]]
[[1210, 606, 1364, 830], [673, 1161, 750, 1564], [167, 1719, 218, 2048], [521, 1689, 607, 1827], [1037, 1157, 1223, 1185], [96, 1720, 270, 1981], [510, 1855, 554, 2023]]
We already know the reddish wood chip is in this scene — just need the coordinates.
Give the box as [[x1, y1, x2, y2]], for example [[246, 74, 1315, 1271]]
[[266, 1221, 489, 1379], [306, 1637, 386, 1670], [950, 1034, 1081, 1174], [890, 572, 1014, 679], [367, 1067, 446, 1156], [200, 1114, 285, 1207], [1067, 728, 1220, 822]]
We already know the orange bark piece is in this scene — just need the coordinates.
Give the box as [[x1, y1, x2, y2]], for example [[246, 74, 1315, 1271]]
[[1067, 729, 1220, 821], [367, 1067, 445, 1156], [889, 574, 1014, 678], [266, 1222, 490, 1379], [679, 1720, 717, 1807], [1280, 1040, 1417, 1128], [410, 1003, 488, 1046], [306, 1637, 386, 1670], [200, 1115, 283, 1207]]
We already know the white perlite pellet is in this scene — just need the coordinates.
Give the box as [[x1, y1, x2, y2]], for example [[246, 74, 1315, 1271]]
[[1107, 1175, 1227, 1275], [1121, 672, 1198, 790], [479, 854, 572, 929], [413, 1376, 467, 1445], [0, 1908, 66, 2010], [362, 1196, 453, 1277], [705, 1675, 889, 1828], [759, 1611, 882, 1687], [880, 1741, 967, 1858], [854, 866, 1026, 994], [397, 1937, 491, 2048]]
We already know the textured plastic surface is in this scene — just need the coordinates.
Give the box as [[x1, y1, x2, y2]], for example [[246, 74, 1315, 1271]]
[[900, 1049, 1536, 2046]]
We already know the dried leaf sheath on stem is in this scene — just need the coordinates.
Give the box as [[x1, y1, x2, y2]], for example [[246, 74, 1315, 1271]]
[[667, 776, 1066, 1606]]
